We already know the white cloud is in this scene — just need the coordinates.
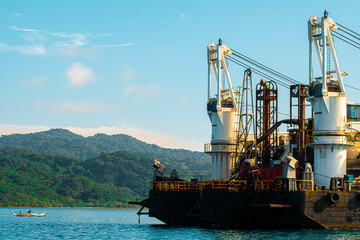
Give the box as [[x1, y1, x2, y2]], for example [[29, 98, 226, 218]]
[[51, 32, 88, 47], [66, 62, 95, 87], [9, 26, 89, 55], [13, 13, 23, 17], [6, 26, 133, 56], [23, 77, 48, 87], [53, 102, 117, 113], [0, 26, 47, 55], [10, 26, 43, 41], [0, 42, 46, 55], [120, 66, 137, 82], [94, 43, 134, 48], [10, 25, 38, 32], [122, 84, 140, 98]]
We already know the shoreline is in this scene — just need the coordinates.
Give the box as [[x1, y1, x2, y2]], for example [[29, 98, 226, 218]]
[[1, 206, 141, 209]]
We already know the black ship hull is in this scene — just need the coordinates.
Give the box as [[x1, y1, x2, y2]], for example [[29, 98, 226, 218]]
[[147, 189, 360, 229]]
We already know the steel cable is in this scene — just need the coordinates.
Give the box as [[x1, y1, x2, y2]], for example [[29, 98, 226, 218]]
[[337, 23, 360, 38], [230, 49, 302, 85], [227, 56, 290, 89], [227, 56, 289, 87], [338, 28, 360, 42], [344, 84, 360, 91], [332, 31, 360, 47], [332, 33, 360, 50], [227, 56, 291, 88]]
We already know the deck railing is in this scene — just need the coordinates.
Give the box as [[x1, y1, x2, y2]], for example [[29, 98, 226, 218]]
[[150, 179, 284, 192], [151, 179, 317, 192], [151, 180, 247, 191]]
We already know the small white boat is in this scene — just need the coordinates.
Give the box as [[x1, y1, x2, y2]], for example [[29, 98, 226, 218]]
[[12, 211, 46, 217]]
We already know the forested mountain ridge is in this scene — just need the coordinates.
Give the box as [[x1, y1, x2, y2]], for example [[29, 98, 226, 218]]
[[0, 129, 211, 207], [0, 129, 210, 177]]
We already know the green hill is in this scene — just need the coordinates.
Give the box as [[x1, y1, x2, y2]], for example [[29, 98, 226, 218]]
[[0, 129, 210, 178], [0, 129, 211, 207], [0, 147, 153, 207]]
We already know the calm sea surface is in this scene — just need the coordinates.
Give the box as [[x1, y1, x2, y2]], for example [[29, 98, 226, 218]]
[[1, 208, 360, 239]]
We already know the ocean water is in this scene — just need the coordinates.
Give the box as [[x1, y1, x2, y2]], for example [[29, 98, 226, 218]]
[[1, 208, 360, 240]]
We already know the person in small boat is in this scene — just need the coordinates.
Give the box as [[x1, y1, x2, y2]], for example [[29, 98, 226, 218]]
[[19, 211, 22, 214], [27, 210, 31, 213]]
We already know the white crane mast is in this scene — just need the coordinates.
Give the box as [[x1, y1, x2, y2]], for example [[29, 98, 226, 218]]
[[308, 12, 353, 188], [206, 40, 239, 180]]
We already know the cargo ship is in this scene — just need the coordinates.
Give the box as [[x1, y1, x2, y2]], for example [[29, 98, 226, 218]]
[[130, 12, 360, 229]]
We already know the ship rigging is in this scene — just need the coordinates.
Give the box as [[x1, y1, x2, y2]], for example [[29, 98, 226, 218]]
[[131, 11, 360, 229]]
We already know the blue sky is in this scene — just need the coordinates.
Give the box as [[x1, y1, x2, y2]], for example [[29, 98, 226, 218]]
[[0, 0, 360, 151]]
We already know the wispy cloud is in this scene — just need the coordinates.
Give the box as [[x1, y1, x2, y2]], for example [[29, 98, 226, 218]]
[[10, 26, 37, 32], [9, 25, 43, 41], [66, 62, 95, 87], [56, 45, 96, 57], [94, 43, 134, 48], [16, 44, 46, 55], [0, 124, 50, 136], [0, 42, 46, 55], [13, 13, 23, 17], [53, 102, 117, 113], [10, 26, 86, 46], [122, 84, 140, 98], [51, 32, 89, 47], [23, 77, 49, 87], [120, 66, 137, 82], [121, 83, 161, 100], [3, 26, 46, 54], [5, 25, 134, 56]]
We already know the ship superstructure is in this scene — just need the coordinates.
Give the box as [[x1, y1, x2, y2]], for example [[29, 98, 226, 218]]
[[131, 12, 360, 229]]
